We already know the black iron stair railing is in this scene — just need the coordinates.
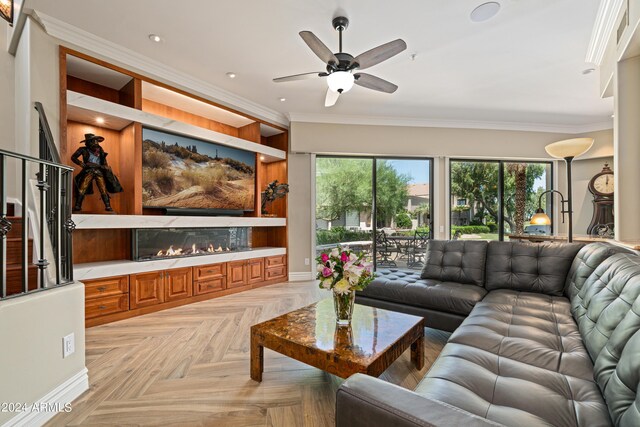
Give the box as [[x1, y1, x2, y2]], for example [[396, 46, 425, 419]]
[[0, 103, 75, 299]]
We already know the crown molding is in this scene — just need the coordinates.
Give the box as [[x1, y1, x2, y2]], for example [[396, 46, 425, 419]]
[[586, 0, 626, 66], [30, 11, 289, 128], [288, 113, 613, 134]]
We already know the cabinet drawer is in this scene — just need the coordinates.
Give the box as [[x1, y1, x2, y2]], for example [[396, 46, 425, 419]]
[[86, 294, 128, 319], [194, 277, 226, 295], [265, 265, 287, 280], [84, 276, 129, 300], [194, 263, 226, 281], [265, 255, 287, 268], [130, 271, 165, 309]]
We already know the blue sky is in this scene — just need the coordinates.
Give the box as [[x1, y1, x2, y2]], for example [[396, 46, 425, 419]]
[[385, 159, 430, 184], [143, 127, 256, 167]]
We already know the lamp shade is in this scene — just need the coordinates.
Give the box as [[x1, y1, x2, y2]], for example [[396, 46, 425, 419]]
[[530, 210, 552, 226], [0, 0, 12, 23], [545, 138, 594, 159], [327, 71, 354, 93]]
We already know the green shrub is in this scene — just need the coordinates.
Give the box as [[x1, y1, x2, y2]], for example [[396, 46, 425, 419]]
[[486, 222, 498, 232], [395, 212, 412, 229], [451, 225, 490, 235], [394, 226, 430, 237], [316, 227, 372, 245]]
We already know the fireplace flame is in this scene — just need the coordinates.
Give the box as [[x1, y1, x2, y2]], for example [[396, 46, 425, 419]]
[[153, 243, 233, 259]]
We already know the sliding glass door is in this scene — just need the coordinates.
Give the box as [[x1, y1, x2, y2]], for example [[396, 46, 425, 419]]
[[316, 157, 374, 258], [316, 156, 433, 271], [449, 159, 553, 241]]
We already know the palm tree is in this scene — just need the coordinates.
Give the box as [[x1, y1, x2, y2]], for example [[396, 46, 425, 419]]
[[507, 163, 527, 234]]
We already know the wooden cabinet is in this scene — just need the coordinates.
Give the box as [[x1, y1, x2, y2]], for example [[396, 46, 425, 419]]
[[265, 255, 287, 281], [248, 258, 264, 284], [85, 254, 287, 326], [194, 262, 226, 295], [86, 294, 129, 319], [165, 267, 193, 302], [84, 275, 129, 320], [130, 271, 165, 309], [227, 260, 248, 288]]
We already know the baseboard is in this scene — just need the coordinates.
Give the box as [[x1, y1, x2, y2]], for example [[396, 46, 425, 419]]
[[2, 368, 89, 427], [288, 272, 315, 282]]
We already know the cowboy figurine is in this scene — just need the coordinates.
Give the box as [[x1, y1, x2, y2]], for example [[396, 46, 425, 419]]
[[71, 133, 123, 212]]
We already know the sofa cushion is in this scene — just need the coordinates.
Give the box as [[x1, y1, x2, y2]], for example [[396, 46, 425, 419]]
[[485, 241, 584, 296], [415, 289, 611, 427], [358, 269, 486, 315], [421, 240, 488, 286], [565, 242, 633, 300]]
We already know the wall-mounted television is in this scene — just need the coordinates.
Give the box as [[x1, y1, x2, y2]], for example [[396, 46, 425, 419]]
[[142, 127, 256, 213]]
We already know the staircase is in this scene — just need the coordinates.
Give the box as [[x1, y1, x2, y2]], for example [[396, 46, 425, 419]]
[[5, 203, 38, 296], [0, 103, 75, 300]]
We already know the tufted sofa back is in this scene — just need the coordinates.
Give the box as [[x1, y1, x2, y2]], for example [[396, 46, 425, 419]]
[[484, 241, 584, 295], [570, 252, 640, 426], [565, 242, 633, 301]]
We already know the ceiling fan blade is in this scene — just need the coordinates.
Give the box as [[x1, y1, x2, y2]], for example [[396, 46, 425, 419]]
[[353, 39, 407, 70], [273, 72, 326, 83], [325, 88, 340, 107], [299, 31, 340, 66], [354, 73, 398, 93]]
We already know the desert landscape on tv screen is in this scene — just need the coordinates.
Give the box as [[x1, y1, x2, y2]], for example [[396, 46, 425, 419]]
[[142, 128, 255, 211]]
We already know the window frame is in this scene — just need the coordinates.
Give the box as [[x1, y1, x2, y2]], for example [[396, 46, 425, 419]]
[[315, 155, 435, 271], [448, 158, 554, 241]]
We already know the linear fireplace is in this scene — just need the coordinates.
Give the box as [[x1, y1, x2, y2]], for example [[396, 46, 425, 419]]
[[132, 227, 252, 261]]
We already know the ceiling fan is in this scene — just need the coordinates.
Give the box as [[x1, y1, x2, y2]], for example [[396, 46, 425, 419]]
[[273, 16, 407, 107]]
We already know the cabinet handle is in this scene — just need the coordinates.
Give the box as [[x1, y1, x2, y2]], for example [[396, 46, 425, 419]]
[[97, 286, 107, 292], [98, 305, 107, 310]]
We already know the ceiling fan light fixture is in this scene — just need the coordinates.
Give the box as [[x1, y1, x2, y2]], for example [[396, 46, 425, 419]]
[[327, 71, 354, 93]]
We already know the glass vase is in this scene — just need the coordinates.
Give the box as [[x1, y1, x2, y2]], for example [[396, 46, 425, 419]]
[[333, 290, 356, 326]]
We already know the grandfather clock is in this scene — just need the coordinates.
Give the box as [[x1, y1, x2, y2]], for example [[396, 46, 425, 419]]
[[587, 163, 614, 235]]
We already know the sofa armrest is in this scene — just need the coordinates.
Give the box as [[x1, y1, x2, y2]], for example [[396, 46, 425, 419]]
[[336, 374, 503, 427]]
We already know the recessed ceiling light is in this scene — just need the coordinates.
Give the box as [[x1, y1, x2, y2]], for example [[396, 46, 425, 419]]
[[148, 34, 163, 43], [260, 156, 266, 161], [96, 117, 105, 124], [226, 72, 236, 79], [279, 97, 286, 102], [470, 2, 501, 22], [582, 68, 596, 75]]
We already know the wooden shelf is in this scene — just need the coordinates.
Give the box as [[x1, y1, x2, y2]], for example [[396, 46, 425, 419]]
[[74, 247, 287, 281], [72, 214, 286, 229], [67, 90, 287, 163]]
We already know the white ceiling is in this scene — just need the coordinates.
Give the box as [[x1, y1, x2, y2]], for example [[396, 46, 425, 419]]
[[30, 0, 612, 130]]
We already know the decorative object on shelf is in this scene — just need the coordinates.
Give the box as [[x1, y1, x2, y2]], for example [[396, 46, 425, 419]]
[[71, 133, 123, 212], [541, 137, 594, 242], [0, 0, 13, 24], [261, 180, 289, 216], [587, 163, 614, 235], [590, 223, 614, 239], [273, 16, 406, 107], [316, 246, 374, 326]]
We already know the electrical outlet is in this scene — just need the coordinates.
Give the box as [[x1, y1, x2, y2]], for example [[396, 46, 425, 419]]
[[304, 258, 310, 266], [439, 226, 445, 233], [62, 333, 75, 358]]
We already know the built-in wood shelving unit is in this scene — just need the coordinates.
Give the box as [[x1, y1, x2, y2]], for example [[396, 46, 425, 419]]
[[59, 48, 289, 325]]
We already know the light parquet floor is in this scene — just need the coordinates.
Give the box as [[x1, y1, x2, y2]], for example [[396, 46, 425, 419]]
[[47, 281, 449, 427]]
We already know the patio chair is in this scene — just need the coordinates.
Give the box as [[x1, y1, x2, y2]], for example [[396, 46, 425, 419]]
[[375, 230, 397, 268], [407, 229, 429, 269]]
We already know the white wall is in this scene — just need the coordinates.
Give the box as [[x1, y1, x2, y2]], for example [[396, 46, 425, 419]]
[[289, 121, 614, 276], [0, 284, 87, 426]]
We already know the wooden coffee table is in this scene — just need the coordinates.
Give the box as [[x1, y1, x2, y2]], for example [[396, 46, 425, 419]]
[[250, 298, 425, 381]]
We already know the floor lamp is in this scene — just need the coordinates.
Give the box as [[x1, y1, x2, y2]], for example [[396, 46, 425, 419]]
[[532, 138, 594, 243]]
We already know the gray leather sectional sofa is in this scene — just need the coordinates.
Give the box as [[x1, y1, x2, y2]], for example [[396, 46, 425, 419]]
[[336, 240, 640, 427]]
